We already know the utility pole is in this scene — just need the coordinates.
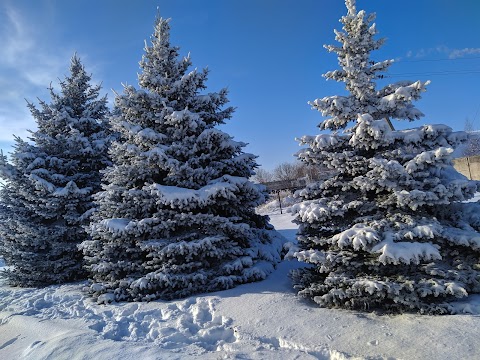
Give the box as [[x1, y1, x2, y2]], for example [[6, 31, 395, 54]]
[[277, 191, 283, 214]]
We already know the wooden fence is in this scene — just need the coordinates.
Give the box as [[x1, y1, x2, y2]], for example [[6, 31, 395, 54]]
[[453, 155, 480, 180]]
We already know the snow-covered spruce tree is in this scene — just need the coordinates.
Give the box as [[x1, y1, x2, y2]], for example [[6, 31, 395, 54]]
[[81, 17, 282, 302], [0, 55, 110, 286], [289, 0, 480, 314]]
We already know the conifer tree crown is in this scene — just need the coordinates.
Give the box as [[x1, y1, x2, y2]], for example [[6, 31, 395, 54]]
[[82, 17, 282, 303], [0, 55, 110, 287], [313, 0, 429, 131], [290, 0, 480, 314]]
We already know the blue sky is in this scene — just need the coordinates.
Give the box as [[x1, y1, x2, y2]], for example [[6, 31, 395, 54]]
[[1, 0, 479, 171]]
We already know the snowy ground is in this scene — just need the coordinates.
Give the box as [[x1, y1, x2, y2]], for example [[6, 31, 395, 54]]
[[1, 207, 480, 359]]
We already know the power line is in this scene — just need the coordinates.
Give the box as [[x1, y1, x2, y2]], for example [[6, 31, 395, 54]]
[[386, 69, 480, 78]]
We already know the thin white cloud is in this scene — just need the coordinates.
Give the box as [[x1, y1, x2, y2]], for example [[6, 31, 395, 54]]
[[0, 3, 73, 144], [406, 45, 480, 59], [448, 48, 480, 59], [2, 5, 33, 63]]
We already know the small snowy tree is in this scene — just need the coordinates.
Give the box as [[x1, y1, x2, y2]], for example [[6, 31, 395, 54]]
[[0, 55, 110, 286], [81, 17, 282, 302], [289, 0, 480, 314]]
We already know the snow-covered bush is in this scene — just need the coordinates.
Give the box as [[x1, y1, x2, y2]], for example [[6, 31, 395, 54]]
[[290, 0, 480, 314], [0, 55, 111, 286], [81, 17, 282, 302]]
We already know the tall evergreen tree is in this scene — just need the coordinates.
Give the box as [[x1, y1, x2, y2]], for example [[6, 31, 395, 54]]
[[81, 17, 282, 303], [0, 55, 110, 286], [289, 0, 480, 314]]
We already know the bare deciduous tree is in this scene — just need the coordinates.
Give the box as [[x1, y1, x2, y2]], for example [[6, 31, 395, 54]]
[[273, 162, 304, 182], [252, 168, 274, 183], [463, 119, 480, 157]]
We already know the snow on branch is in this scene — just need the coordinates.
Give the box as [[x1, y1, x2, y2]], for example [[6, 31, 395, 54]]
[[292, 249, 326, 264], [0, 161, 17, 180], [53, 181, 91, 197], [149, 175, 252, 209], [100, 218, 130, 234], [296, 133, 348, 151], [29, 173, 57, 193], [404, 148, 453, 173], [379, 81, 429, 109], [349, 114, 393, 149], [442, 227, 480, 250], [291, 199, 347, 223], [331, 224, 381, 250], [373, 232, 441, 265]]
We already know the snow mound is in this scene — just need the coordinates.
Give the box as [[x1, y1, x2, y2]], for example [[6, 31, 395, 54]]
[[1, 213, 480, 360], [0, 278, 356, 360]]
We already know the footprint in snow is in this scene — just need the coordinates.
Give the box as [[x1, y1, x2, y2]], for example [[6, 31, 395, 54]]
[[90, 297, 237, 351], [0, 334, 20, 350]]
